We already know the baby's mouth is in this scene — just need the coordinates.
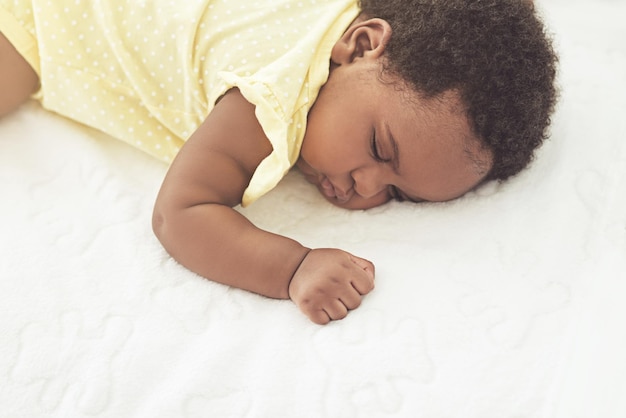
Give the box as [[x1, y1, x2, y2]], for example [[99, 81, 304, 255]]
[[319, 176, 352, 203], [295, 160, 353, 203]]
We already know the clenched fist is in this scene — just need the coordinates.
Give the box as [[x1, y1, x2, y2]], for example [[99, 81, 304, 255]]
[[288, 248, 375, 324]]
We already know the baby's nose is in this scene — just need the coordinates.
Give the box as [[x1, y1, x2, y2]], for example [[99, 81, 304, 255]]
[[352, 174, 385, 199], [352, 163, 394, 198], [356, 183, 385, 199]]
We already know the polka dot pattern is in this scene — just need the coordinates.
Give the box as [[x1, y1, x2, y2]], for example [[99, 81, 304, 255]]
[[1, 0, 359, 202]]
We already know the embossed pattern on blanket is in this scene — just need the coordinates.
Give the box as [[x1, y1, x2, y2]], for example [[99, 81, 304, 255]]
[[1, 1, 625, 417]]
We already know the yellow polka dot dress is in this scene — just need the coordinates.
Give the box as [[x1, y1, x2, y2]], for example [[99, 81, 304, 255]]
[[0, 0, 359, 205]]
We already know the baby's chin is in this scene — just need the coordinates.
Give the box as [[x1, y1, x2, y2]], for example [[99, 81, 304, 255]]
[[318, 188, 392, 210]]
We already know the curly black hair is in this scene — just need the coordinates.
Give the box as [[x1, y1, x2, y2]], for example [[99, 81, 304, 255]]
[[359, 0, 558, 181]]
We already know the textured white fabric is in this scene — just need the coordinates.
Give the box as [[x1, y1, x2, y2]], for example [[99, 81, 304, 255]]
[[1, 1, 624, 416]]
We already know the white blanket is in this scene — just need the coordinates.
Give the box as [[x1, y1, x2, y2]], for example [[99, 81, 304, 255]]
[[1, 1, 625, 417]]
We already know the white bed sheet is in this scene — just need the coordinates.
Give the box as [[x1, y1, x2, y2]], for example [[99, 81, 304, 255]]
[[1, 0, 625, 417]]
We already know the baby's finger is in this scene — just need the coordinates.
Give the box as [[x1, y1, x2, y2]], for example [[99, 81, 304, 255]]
[[324, 300, 349, 321], [348, 256, 375, 295], [351, 269, 375, 295], [339, 288, 362, 311], [349, 254, 375, 280], [308, 309, 331, 325]]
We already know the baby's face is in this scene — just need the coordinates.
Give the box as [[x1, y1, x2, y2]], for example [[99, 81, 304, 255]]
[[298, 60, 492, 210]]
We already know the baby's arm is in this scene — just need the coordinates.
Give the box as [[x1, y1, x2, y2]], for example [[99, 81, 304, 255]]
[[152, 89, 374, 324]]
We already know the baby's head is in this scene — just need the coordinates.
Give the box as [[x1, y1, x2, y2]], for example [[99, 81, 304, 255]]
[[298, 0, 558, 209]]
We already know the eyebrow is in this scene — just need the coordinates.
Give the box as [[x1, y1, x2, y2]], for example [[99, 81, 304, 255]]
[[385, 122, 401, 174]]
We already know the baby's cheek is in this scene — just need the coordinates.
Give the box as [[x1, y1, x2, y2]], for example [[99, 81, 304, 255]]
[[295, 158, 320, 183]]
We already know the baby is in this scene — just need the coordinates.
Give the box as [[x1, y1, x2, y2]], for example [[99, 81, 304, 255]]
[[0, 0, 557, 324]]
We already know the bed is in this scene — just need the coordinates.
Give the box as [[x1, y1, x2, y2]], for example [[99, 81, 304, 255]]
[[1, 0, 624, 416]]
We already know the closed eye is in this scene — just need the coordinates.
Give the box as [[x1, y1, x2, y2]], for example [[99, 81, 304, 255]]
[[370, 130, 391, 163]]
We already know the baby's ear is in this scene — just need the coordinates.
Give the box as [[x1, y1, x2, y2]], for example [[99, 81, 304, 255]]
[[330, 18, 392, 65]]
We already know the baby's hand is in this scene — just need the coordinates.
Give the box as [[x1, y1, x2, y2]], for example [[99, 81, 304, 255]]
[[288, 248, 375, 325]]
